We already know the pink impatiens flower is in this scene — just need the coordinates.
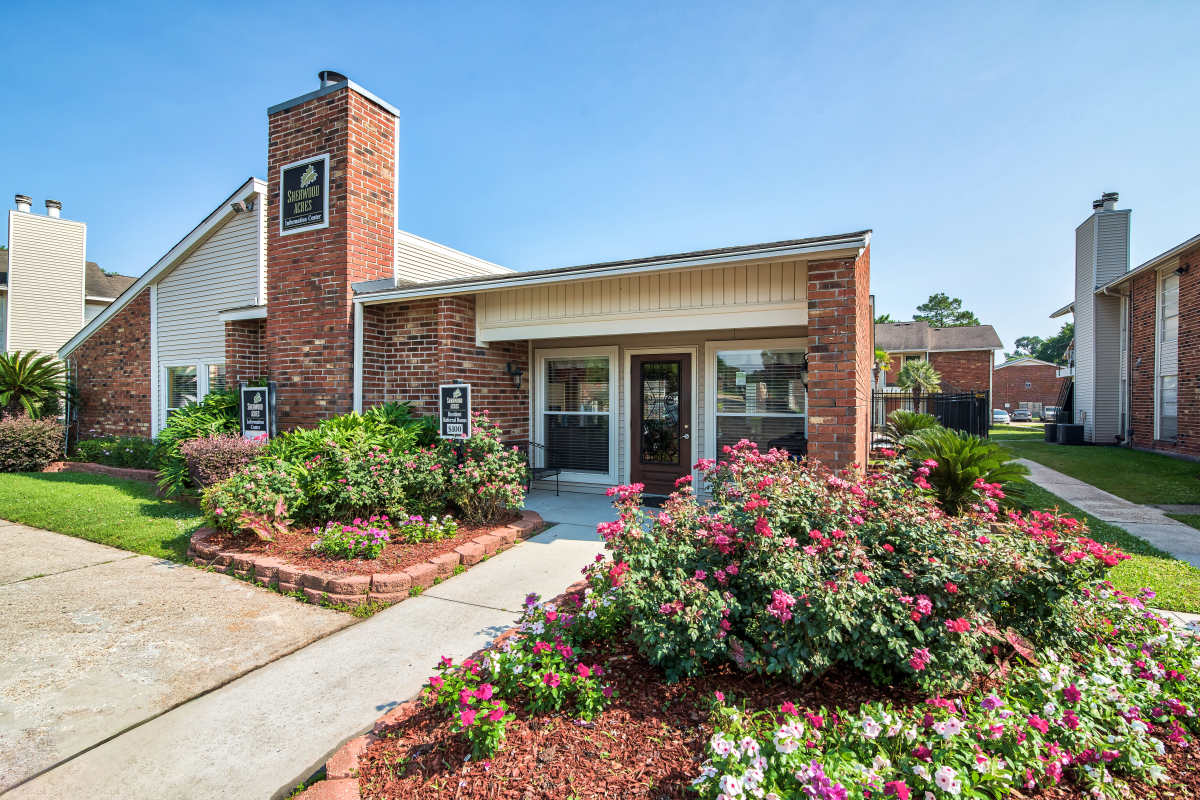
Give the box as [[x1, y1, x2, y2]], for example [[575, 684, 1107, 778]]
[[945, 618, 971, 633], [909, 647, 931, 672], [460, 708, 477, 727], [542, 672, 561, 688]]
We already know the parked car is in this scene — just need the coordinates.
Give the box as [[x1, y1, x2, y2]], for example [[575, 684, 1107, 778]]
[[1010, 408, 1033, 422], [992, 409, 1011, 425], [1040, 406, 1059, 422]]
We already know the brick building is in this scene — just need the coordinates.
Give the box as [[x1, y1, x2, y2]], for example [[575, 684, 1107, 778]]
[[875, 321, 1002, 394], [1050, 192, 1199, 457], [58, 71, 876, 492], [992, 357, 1066, 413]]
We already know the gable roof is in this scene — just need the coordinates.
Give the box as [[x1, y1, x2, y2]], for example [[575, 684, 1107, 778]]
[[875, 321, 1003, 352], [995, 356, 1060, 369], [59, 177, 265, 358], [85, 262, 135, 299]]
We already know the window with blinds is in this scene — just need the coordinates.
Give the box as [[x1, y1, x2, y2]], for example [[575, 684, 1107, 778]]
[[1159, 273, 1179, 440], [543, 356, 611, 473], [714, 348, 806, 455], [165, 366, 198, 416]]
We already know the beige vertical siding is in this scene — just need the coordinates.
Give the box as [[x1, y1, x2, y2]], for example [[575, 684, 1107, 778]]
[[6, 211, 86, 355], [477, 259, 808, 341], [156, 210, 260, 363]]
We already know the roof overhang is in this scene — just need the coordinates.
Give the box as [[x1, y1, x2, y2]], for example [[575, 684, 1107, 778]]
[[60, 177, 266, 358], [1095, 231, 1200, 295], [1050, 301, 1074, 319], [996, 357, 1060, 369], [354, 231, 870, 306], [218, 305, 267, 322]]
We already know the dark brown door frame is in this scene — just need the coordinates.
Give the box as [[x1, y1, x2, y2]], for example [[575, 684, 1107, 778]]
[[629, 352, 692, 495]]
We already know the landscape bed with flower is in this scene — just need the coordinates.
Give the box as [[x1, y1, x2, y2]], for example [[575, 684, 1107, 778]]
[[347, 438, 1200, 800]]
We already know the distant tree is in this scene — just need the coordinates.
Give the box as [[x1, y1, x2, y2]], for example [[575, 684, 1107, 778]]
[[1013, 336, 1045, 356], [1002, 323, 1073, 365], [913, 293, 981, 327], [873, 348, 893, 385], [875, 313, 896, 324]]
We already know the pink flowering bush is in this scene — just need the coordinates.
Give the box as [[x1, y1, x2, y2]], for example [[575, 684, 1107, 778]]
[[301, 438, 452, 522], [309, 517, 392, 559], [694, 586, 1200, 799], [602, 440, 1128, 690], [447, 411, 527, 524], [201, 456, 304, 534]]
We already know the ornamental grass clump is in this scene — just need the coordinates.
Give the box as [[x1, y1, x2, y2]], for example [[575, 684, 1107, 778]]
[[694, 586, 1200, 800], [602, 440, 1127, 692]]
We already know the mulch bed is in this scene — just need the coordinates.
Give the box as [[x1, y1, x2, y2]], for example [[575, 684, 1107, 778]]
[[203, 512, 519, 577], [355, 640, 1200, 800]]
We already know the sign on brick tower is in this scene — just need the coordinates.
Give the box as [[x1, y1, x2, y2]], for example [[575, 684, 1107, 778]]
[[279, 154, 329, 235]]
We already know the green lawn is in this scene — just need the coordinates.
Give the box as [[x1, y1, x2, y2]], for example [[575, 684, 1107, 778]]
[[0, 472, 204, 561], [990, 424, 1200, 505]]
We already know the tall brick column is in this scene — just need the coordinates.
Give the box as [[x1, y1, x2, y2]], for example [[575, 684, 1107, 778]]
[[806, 245, 871, 470], [264, 76, 398, 428]]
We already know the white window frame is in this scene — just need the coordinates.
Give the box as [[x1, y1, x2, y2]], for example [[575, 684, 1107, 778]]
[[703, 337, 809, 463], [160, 359, 226, 429], [622, 345, 700, 488], [533, 346, 619, 484], [1155, 270, 1179, 441]]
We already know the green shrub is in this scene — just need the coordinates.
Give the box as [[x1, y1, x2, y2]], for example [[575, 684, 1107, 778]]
[[179, 434, 264, 488], [878, 409, 940, 446], [73, 435, 157, 469], [901, 426, 1029, 514], [0, 414, 62, 472], [447, 411, 527, 524], [264, 403, 432, 463], [0, 350, 67, 418], [201, 456, 304, 534], [155, 390, 239, 496], [602, 441, 1124, 691]]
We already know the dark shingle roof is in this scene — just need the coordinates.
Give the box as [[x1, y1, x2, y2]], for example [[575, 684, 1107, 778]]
[[875, 321, 1002, 352]]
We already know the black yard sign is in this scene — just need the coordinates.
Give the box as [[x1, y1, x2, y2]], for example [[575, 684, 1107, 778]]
[[279, 153, 330, 235], [439, 383, 472, 439], [239, 383, 277, 441]]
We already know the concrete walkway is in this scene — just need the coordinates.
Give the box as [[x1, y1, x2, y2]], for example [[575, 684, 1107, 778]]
[[3, 490, 609, 800], [1018, 459, 1200, 568]]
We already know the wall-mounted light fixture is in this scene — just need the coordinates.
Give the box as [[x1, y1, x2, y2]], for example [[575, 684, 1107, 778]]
[[1176, 264, 1190, 276], [505, 362, 525, 389], [230, 201, 247, 214]]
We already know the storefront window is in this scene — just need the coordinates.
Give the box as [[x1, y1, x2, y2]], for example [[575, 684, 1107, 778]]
[[714, 348, 806, 455], [543, 356, 611, 474]]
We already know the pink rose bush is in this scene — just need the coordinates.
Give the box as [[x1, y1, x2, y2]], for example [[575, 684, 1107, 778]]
[[447, 411, 527, 524], [602, 440, 1127, 690], [694, 586, 1200, 799]]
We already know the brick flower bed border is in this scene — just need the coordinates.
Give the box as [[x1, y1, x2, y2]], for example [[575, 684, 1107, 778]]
[[292, 574, 590, 800], [187, 510, 545, 608], [44, 461, 158, 483]]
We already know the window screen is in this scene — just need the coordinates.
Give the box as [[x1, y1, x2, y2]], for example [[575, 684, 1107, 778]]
[[543, 356, 610, 473], [208, 364, 227, 394], [165, 366, 198, 413], [715, 349, 806, 455]]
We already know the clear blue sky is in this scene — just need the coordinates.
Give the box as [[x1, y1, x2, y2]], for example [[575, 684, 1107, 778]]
[[6, 1, 1198, 357]]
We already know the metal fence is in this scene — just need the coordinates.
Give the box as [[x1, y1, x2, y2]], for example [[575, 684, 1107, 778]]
[[871, 391, 991, 439]]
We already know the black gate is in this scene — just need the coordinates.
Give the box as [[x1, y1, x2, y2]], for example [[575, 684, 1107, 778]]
[[871, 391, 991, 439]]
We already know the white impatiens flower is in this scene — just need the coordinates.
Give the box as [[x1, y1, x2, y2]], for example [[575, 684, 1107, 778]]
[[912, 764, 931, 780], [872, 755, 893, 771], [933, 717, 963, 739], [1037, 668, 1053, 683], [710, 734, 737, 757], [692, 765, 718, 786], [1130, 719, 1149, 735], [1043, 701, 1058, 717], [934, 765, 961, 795], [1148, 764, 1166, 782], [861, 716, 883, 739], [739, 737, 761, 758], [773, 722, 804, 754], [743, 767, 765, 788], [719, 773, 743, 796]]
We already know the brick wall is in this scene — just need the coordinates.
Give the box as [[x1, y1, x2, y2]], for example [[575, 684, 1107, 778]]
[[361, 296, 530, 439], [927, 350, 993, 394], [992, 362, 1064, 410], [264, 84, 397, 429], [806, 245, 870, 470], [1129, 243, 1200, 457], [67, 288, 152, 438], [225, 319, 266, 386]]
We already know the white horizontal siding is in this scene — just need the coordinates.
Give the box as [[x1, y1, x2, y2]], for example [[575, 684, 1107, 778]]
[[395, 230, 512, 284], [7, 211, 85, 355], [478, 259, 808, 341], [156, 210, 260, 363]]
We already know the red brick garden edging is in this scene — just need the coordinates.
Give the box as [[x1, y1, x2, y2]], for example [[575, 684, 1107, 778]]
[[45, 461, 159, 483], [187, 510, 545, 608], [292, 575, 591, 800]]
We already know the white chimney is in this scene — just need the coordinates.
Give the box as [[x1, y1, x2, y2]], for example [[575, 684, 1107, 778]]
[[45, 199, 62, 218], [14, 194, 31, 213]]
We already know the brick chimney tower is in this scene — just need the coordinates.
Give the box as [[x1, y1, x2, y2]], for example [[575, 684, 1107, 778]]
[[264, 70, 399, 427]]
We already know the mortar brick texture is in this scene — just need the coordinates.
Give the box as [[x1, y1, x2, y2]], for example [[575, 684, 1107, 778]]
[[1129, 242, 1200, 457], [805, 245, 871, 470], [225, 318, 266, 386], [927, 350, 993, 394], [992, 362, 1065, 410], [265, 85, 397, 429], [66, 288, 152, 438]]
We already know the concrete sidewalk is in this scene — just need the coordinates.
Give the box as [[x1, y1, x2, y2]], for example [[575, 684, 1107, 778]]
[[4, 491, 607, 800], [1018, 459, 1200, 568]]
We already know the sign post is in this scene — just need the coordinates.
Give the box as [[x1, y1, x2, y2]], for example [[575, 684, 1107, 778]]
[[439, 383, 471, 440], [239, 382, 277, 441]]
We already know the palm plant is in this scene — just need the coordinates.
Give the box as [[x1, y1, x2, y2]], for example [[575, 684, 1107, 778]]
[[0, 350, 67, 418], [901, 427, 1029, 514], [873, 348, 893, 387], [880, 409, 941, 447], [896, 359, 941, 412]]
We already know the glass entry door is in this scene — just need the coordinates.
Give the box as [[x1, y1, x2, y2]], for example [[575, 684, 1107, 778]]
[[630, 353, 691, 495]]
